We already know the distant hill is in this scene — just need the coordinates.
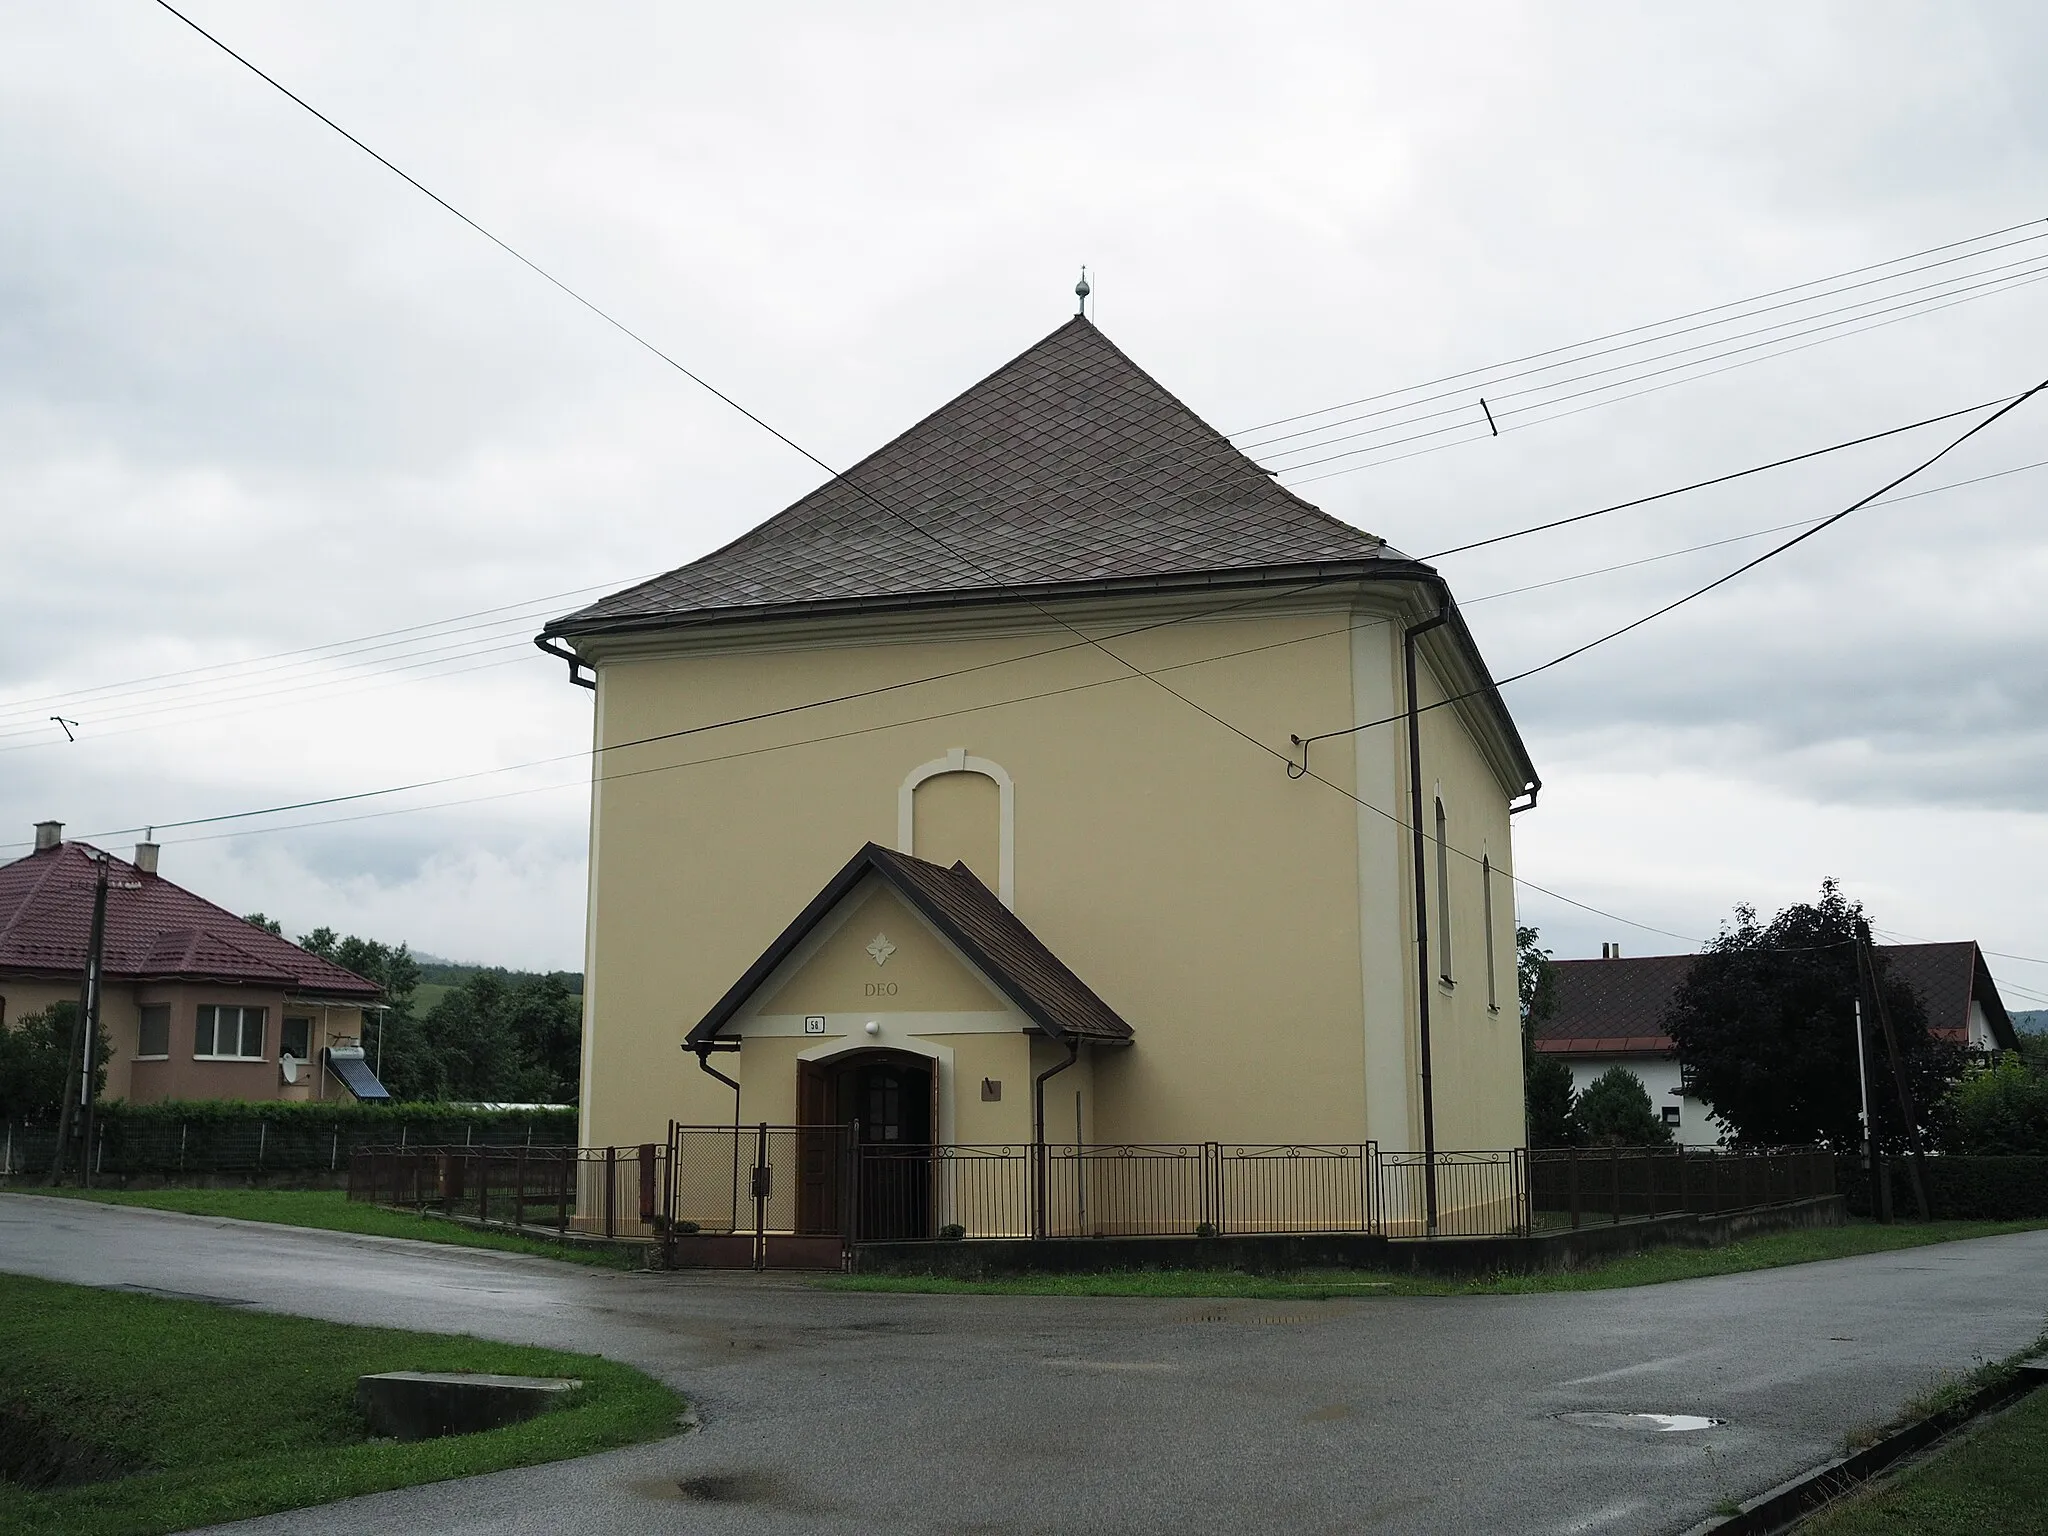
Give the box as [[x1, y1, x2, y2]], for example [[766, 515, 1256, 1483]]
[[410, 960, 583, 1018], [2013, 1008, 2047, 1034]]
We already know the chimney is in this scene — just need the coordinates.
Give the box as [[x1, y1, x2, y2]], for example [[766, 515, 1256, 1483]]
[[134, 841, 160, 876], [1601, 942, 1623, 960], [34, 821, 62, 853]]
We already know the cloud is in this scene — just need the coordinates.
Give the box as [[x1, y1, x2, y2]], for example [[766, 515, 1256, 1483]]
[[2, 0, 2045, 976]]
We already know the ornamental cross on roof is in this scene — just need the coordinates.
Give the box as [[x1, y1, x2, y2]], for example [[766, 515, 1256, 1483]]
[[549, 317, 1396, 636]]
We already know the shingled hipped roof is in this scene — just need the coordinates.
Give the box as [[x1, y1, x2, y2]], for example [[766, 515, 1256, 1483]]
[[548, 317, 1403, 636], [688, 843, 1132, 1046], [1533, 943, 2017, 1055], [0, 842, 379, 999]]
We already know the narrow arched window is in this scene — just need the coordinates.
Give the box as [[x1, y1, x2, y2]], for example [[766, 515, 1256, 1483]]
[[1435, 797, 1453, 985], [1482, 854, 1498, 1012]]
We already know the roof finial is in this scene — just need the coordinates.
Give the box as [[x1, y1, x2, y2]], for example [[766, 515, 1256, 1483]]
[[1075, 267, 1091, 318]]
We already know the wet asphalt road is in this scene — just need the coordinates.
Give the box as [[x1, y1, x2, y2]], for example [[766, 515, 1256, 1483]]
[[2, 1195, 2044, 1536]]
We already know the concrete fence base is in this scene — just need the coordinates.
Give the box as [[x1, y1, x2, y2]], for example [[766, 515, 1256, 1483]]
[[849, 1196, 1846, 1278]]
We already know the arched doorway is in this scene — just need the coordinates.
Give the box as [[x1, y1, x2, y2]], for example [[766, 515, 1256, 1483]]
[[798, 1049, 936, 1239]]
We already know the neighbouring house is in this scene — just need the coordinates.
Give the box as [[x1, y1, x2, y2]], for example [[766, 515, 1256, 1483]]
[[539, 315, 1541, 1213], [1534, 942, 2022, 1146], [0, 823, 389, 1105]]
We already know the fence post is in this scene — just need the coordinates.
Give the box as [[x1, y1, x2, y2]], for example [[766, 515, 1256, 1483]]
[[515, 1149, 528, 1230], [1677, 1146, 1689, 1213], [639, 1143, 656, 1226], [478, 1151, 491, 1225], [330, 1129, 339, 1173], [1610, 1145, 1621, 1225], [179, 1122, 187, 1174], [557, 1152, 570, 1234], [604, 1145, 618, 1240], [1568, 1148, 1581, 1229]]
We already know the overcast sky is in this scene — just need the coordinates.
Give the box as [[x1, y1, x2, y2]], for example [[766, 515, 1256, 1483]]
[[4, 2, 2046, 1013]]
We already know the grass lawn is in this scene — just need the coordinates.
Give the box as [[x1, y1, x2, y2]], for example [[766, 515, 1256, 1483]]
[[816, 1218, 2048, 1300], [1804, 1377, 2048, 1535], [0, 1271, 681, 1536], [16, 1188, 645, 1269]]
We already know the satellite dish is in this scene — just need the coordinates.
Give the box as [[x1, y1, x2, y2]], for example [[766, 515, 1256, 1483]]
[[279, 1055, 300, 1085]]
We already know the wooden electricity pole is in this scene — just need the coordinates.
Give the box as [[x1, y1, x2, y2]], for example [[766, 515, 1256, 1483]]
[[48, 852, 110, 1187], [1855, 921, 1930, 1222]]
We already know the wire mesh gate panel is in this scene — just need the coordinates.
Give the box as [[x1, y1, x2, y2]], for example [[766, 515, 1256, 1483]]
[[665, 1123, 852, 1269]]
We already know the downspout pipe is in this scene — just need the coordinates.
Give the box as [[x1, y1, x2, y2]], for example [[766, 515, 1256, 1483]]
[[1032, 1035, 1081, 1239], [1405, 607, 1450, 1235], [688, 1040, 745, 1237], [687, 1040, 742, 1132]]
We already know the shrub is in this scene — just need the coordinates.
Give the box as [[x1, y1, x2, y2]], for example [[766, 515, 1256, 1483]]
[[938, 1223, 966, 1241], [1572, 1067, 1674, 1147]]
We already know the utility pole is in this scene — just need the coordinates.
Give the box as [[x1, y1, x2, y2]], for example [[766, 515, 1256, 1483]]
[[1855, 921, 1930, 1222], [1853, 996, 1881, 1221], [48, 851, 110, 1187]]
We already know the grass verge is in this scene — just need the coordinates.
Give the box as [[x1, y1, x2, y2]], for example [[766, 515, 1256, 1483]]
[[0, 1271, 681, 1536], [1808, 1365, 2048, 1533], [815, 1218, 2048, 1299], [13, 1187, 645, 1269]]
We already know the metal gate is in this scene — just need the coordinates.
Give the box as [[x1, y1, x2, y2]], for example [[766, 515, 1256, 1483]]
[[664, 1122, 853, 1270]]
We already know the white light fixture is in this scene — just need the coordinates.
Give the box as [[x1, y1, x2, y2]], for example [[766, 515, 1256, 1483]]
[[864, 1021, 881, 1036]]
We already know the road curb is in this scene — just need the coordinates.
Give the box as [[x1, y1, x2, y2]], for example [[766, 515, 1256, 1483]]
[[1680, 1360, 2048, 1535]]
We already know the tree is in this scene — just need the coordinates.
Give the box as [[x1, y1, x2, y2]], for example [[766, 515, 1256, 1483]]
[[242, 912, 283, 937], [1666, 879, 1962, 1150], [0, 1004, 110, 1120], [1937, 1053, 2048, 1155], [1572, 1066, 1673, 1146], [1518, 925, 1578, 1146]]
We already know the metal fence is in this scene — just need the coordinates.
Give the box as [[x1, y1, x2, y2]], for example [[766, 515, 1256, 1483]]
[[662, 1128, 1382, 1245], [1376, 1149, 1526, 1237], [347, 1143, 667, 1240], [5, 1115, 573, 1181], [1528, 1145, 1836, 1228], [341, 1131, 1839, 1264]]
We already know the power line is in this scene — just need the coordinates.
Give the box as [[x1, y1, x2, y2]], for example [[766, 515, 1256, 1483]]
[[1284, 269, 2048, 487], [136, 6, 2040, 960], [1229, 214, 2048, 438], [1289, 381, 2048, 772], [1270, 263, 2048, 477], [0, 572, 655, 720], [1461, 453, 2048, 606], [1416, 394, 2019, 561], [1253, 248, 2048, 464]]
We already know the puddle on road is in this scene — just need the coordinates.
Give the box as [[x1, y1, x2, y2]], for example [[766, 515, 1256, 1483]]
[[1557, 1412, 1723, 1433]]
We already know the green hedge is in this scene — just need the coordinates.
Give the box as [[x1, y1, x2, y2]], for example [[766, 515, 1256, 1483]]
[[1838, 1154, 2048, 1220], [4, 1101, 578, 1178]]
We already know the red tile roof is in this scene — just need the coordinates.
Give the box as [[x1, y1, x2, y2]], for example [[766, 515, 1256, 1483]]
[[1533, 942, 2015, 1055], [0, 842, 379, 999]]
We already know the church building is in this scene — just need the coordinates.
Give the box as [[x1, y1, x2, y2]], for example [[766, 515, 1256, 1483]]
[[542, 314, 1540, 1173]]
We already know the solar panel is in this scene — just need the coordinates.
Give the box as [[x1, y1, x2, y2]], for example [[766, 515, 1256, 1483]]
[[324, 1048, 391, 1101]]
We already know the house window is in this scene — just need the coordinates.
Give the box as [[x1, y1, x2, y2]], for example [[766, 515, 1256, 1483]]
[[1661, 1105, 1681, 1127], [195, 1004, 266, 1060], [1481, 855, 1498, 1012], [1435, 797, 1453, 985], [138, 1005, 171, 1059], [280, 1016, 312, 1062]]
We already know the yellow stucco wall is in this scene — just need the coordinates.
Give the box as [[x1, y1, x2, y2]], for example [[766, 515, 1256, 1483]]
[[574, 585, 1528, 1157]]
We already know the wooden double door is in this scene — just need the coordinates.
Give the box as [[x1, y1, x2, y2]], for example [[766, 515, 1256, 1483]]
[[798, 1049, 936, 1241]]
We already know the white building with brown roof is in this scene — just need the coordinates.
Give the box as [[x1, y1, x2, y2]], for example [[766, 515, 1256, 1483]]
[[1534, 942, 2020, 1147], [543, 317, 1541, 1201]]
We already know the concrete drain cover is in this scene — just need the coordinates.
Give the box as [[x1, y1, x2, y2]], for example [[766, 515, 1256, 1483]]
[[1558, 1412, 1722, 1433]]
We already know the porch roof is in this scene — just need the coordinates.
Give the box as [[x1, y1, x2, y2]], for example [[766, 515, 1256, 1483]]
[[687, 844, 1134, 1047]]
